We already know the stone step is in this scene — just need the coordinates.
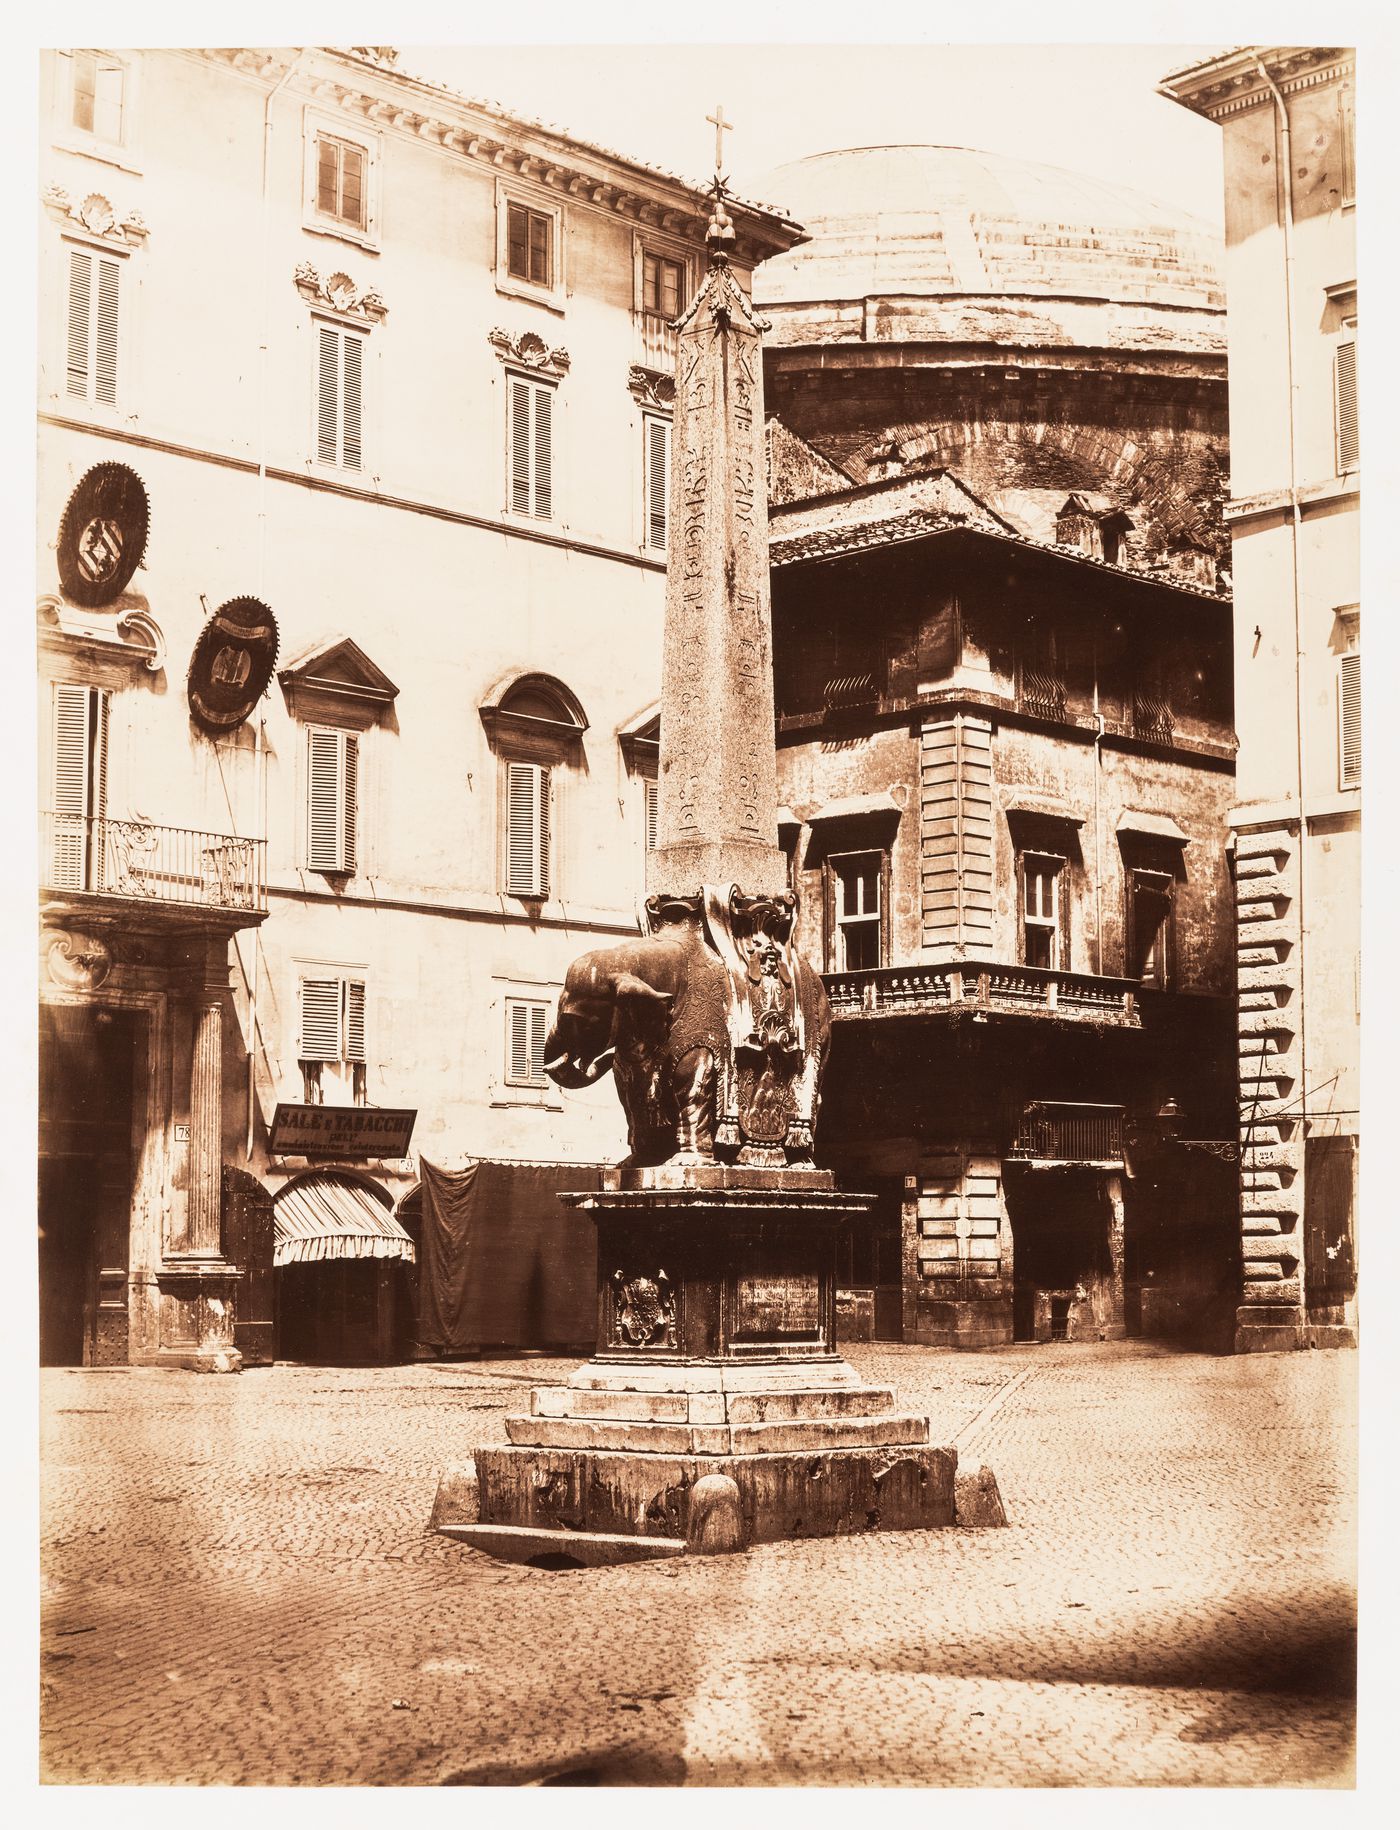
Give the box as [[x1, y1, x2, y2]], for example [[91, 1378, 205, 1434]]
[[530, 1384, 898, 1425], [504, 1411, 933, 1457], [441, 1523, 686, 1567]]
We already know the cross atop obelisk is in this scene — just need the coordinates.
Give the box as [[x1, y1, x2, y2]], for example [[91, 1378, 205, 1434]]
[[706, 103, 733, 180], [647, 117, 786, 899]]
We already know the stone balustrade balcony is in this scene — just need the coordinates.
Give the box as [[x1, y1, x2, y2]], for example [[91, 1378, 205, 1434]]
[[822, 959, 1141, 1027]]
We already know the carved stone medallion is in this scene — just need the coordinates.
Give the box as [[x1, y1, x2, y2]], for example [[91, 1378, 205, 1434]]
[[612, 1268, 676, 1348], [45, 929, 113, 991]]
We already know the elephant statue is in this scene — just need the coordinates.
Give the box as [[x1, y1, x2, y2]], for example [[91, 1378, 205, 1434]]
[[543, 912, 731, 1166], [544, 889, 833, 1170]]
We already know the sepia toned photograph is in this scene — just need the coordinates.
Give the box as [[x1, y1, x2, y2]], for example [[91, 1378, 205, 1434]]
[[31, 10, 1363, 1795]]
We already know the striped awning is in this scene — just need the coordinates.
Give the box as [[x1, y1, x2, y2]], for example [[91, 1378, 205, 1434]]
[[272, 1174, 416, 1268]]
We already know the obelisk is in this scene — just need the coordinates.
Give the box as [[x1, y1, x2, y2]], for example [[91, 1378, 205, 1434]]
[[434, 122, 1002, 1559], [651, 167, 787, 899]]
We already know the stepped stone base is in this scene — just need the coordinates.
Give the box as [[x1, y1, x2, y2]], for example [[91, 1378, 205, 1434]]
[[445, 1370, 962, 1555], [472, 1441, 958, 1548]]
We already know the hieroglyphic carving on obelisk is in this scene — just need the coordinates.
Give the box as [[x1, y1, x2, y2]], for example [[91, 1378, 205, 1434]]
[[649, 136, 787, 900]]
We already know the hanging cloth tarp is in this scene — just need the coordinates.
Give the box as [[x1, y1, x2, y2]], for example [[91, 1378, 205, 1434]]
[[417, 1158, 601, 1352], [272, 1174, 415, 1267]]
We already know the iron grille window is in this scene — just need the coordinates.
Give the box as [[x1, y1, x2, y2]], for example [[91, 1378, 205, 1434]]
[[1131, 693, 1176, 745], [1016, 627, 1067, 722]]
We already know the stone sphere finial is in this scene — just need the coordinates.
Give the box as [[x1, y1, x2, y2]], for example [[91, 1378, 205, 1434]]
[[706, 189, 736, 264]]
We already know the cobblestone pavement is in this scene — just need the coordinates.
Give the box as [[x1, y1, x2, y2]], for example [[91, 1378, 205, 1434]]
[[39, 1341, 1356, 1787]]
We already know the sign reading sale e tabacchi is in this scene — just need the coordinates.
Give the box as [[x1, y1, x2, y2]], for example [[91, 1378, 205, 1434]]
[[269, 1103, 417, 1159]]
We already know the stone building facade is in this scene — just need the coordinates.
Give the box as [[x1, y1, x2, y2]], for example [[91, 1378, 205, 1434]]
[[36, 45, 799, 1368], [748, 144, 1238, 1346], [770, 479, 1239, 1348], [1160, 48, 1359, 1352]]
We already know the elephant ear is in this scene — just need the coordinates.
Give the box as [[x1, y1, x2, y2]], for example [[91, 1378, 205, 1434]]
[[613, 972, 672, 1006]]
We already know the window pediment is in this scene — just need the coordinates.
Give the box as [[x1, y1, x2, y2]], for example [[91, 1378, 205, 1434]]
[[279, 636, 398, 727], [481, 669, 587, 755], [44, 184, 147, 248], [294, 262, 387, 323], [488, 327, 571, 379]]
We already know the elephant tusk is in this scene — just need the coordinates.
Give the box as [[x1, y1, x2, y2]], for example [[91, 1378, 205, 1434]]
[[583, 1047, 616, 1081], [542, 1052, 571, 1073]]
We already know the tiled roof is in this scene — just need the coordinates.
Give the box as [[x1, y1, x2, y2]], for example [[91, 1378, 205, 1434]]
[[769, 511, 1231, 603]]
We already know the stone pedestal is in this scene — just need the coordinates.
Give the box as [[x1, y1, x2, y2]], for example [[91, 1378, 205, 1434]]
[[449, 1171, 959, 1556]]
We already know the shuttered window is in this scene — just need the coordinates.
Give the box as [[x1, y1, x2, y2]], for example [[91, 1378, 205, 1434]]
[[315, 134, 366, 230], [49, 682, 108, 890], [1339, 651, 1361, 788], [505, 760, 550, 898], [643, 775, 659, 852], [72, 52, 124, 142], [316, 324, 365, 469], [1335, 340, 1358, 473], [298, 975, 367, 1062], [307, 727, 358, 873], [509, 374, 553, 519], [297, 971, 367, 1105], [66, 248, 120, 404], [505, 997, 551, 1087], [645, 415, 671, 550]]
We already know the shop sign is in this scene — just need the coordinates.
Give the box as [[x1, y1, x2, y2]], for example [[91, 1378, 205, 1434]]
[[269, 1103, 416, 1158]]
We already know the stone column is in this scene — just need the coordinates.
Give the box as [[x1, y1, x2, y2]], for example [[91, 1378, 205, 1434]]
[[188, 995, 223, 1252], [1103, 1172, 1127, 1342]]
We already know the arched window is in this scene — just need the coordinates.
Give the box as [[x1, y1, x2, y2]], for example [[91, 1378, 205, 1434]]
[[480, 672, 588, 901]]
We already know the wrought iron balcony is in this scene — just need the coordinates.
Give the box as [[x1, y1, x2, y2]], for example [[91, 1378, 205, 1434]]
[[1015, 667, 1069, 723], [1132, 694, 1176, 744], [823, 960, 1140, 1027], [40, 812, 267, 914], [1008, 1101, 1125, 1165]]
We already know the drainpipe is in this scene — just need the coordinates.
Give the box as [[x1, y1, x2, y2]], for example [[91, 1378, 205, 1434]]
[[245, 51, 307, 1160], [259, 49, 308, 588], [1092, 628, 1104, 975], [1257, 56, 1308, 1137]]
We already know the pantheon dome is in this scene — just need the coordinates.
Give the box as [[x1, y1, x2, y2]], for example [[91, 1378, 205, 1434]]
[[752, 146, 1228, 568]]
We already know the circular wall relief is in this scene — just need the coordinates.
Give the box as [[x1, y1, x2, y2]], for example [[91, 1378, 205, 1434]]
[[187, 597, 279, 733], [57, 463, 151, 608]]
